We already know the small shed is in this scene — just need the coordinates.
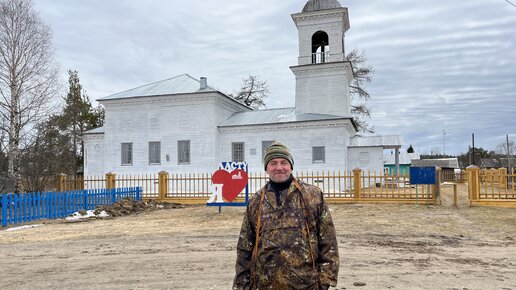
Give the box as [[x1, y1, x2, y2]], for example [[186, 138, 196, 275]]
[[411, 158, 459, 180]]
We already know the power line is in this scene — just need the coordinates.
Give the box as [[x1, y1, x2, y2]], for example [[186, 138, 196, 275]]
[[506, 0, 516, 8]]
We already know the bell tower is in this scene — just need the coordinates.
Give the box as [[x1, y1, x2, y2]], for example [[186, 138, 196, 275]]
[[291, 0, 354, 117]]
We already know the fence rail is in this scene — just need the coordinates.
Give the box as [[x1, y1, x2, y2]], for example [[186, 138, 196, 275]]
[[1, 187, 141, 227], [467, 167, 516, 207], [58, 170, 438, 205], [11, 166, 516, 210]]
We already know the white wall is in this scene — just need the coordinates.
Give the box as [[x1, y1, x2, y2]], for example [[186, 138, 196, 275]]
[[347, 147, 385, 173], [219, 120, 355, 174], [84, 134, 105, 176], [85, 92, 248, 175], [292, 62, 352, 117]]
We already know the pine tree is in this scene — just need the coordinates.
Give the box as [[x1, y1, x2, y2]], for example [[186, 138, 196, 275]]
[[59, 70, 104, 174]]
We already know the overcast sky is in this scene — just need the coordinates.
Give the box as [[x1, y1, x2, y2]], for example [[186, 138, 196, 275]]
[[33, 0, 516, 155]]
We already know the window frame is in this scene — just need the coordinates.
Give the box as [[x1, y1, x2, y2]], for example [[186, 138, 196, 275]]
[[312, 146, 325, 163], [121, 142, 133, 166], [178, 140, 190, 165], [232, 142, 245, 162], [148, 141, 161, 165]]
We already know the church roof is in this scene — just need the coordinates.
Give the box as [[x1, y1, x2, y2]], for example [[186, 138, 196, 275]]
[[98, 74, 217, 101], [219, 107, 350, 127], [84, 126, 105, 134], [302, 0, 342, 13]]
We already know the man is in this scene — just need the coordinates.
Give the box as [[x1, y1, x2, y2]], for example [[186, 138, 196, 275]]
[[233, 142, 339, 290]]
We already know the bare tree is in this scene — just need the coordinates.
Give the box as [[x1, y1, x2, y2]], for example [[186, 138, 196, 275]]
[[0, 0, 58, 192], [232, 75, 269, 110], [345, 49, 374, 134], [495, 140, 515, 157]]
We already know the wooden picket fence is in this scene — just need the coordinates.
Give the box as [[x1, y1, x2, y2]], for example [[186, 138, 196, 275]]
[[57, 169, 438, 205], [468, 167, 516, 207], [1, 187, 141, 227], [57, 167, 516, 208]]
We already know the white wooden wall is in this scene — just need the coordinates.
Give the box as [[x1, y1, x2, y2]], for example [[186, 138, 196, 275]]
[[347, 146, 385, 173], [84, 93, 248, 175], [219, 120, 355, 173]]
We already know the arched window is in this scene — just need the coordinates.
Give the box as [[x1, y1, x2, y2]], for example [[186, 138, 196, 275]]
[[311, 30, 329, 63]]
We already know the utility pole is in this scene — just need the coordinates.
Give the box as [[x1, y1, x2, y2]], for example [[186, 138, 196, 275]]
[[508, 134, 512, 174], [442, 130, 446, 156], [472, 133, 475, 166]]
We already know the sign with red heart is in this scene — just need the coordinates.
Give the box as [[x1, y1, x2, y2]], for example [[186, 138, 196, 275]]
[[211, 169, 248, 202]]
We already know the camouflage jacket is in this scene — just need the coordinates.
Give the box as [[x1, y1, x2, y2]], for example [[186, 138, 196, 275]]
[[233, 178, 339, 290]]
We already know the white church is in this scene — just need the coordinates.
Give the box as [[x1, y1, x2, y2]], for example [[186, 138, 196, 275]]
[[83, 0, 402, 176]]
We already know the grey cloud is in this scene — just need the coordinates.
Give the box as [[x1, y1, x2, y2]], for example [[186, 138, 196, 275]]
[[33, 0, 516, 155]]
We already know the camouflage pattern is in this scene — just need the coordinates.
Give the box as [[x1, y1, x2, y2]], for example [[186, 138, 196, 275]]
[[233, 178, 339, 290]]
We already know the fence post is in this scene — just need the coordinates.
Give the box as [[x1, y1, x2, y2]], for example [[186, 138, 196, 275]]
[[2, 193, 7, 227], [353, 168, 361, 200], [158, 171, 169, 201], [57, 173, 67, 192], [111, 188, 116, 204], [499, 168, 507, 189], [106, 172, 116, 189], [136, 187, 142, 201], [434, 167, 441, 205], [467, 165, 480, 202]]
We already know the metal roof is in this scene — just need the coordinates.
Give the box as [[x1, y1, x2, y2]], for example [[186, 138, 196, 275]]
[[219, 108, 350, 127], [411, 158, 459, 169], [349, 135, 402, 148], [83, 126, 105, 134], [98, 74, 217, 101]]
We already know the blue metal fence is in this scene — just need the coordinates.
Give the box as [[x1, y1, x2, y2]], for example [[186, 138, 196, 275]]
[[1, 187, 141, 227]]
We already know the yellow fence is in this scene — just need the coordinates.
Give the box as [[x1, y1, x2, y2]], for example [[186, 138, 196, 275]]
[[58, 169, 437, 205], [468, 167, 516, 207], [52, 167, 516, 208]]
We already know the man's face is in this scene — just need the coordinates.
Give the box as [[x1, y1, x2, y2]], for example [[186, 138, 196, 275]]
[[266, 158, 292, 183]]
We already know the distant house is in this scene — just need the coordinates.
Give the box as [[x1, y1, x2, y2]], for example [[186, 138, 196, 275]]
[[479, 158, 502, 169], [83, 0, 403, 175], [384, 152, 420, 176], [480, 158, 516, 169]]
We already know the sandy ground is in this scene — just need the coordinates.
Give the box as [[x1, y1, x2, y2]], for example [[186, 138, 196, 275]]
[[1, 183, 515, 290]]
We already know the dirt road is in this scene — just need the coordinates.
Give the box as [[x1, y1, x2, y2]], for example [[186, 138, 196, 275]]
[[1, 184, 515, 290]]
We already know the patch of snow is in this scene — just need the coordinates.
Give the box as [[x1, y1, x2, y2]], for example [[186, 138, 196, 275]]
[[5, 224, 43, 232], [65, 210, 109, 221]]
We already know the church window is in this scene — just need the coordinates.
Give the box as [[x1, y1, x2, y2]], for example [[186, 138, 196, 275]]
[[178, 140, 190, 164], [312, 146, 325, 163], [232, 142, 245, 162], [311, 30, 329, 63], [121, 143, 133, 166], [149, 142, 161, 165]]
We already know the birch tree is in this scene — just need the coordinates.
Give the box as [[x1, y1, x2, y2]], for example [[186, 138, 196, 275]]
[[0, 0, 58, 192]]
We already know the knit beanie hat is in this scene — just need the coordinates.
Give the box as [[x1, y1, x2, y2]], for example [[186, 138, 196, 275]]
[[263, 141, 294, 170]]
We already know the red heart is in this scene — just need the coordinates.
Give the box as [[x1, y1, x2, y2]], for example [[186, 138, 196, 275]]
[[211, 169, 248, 202]]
